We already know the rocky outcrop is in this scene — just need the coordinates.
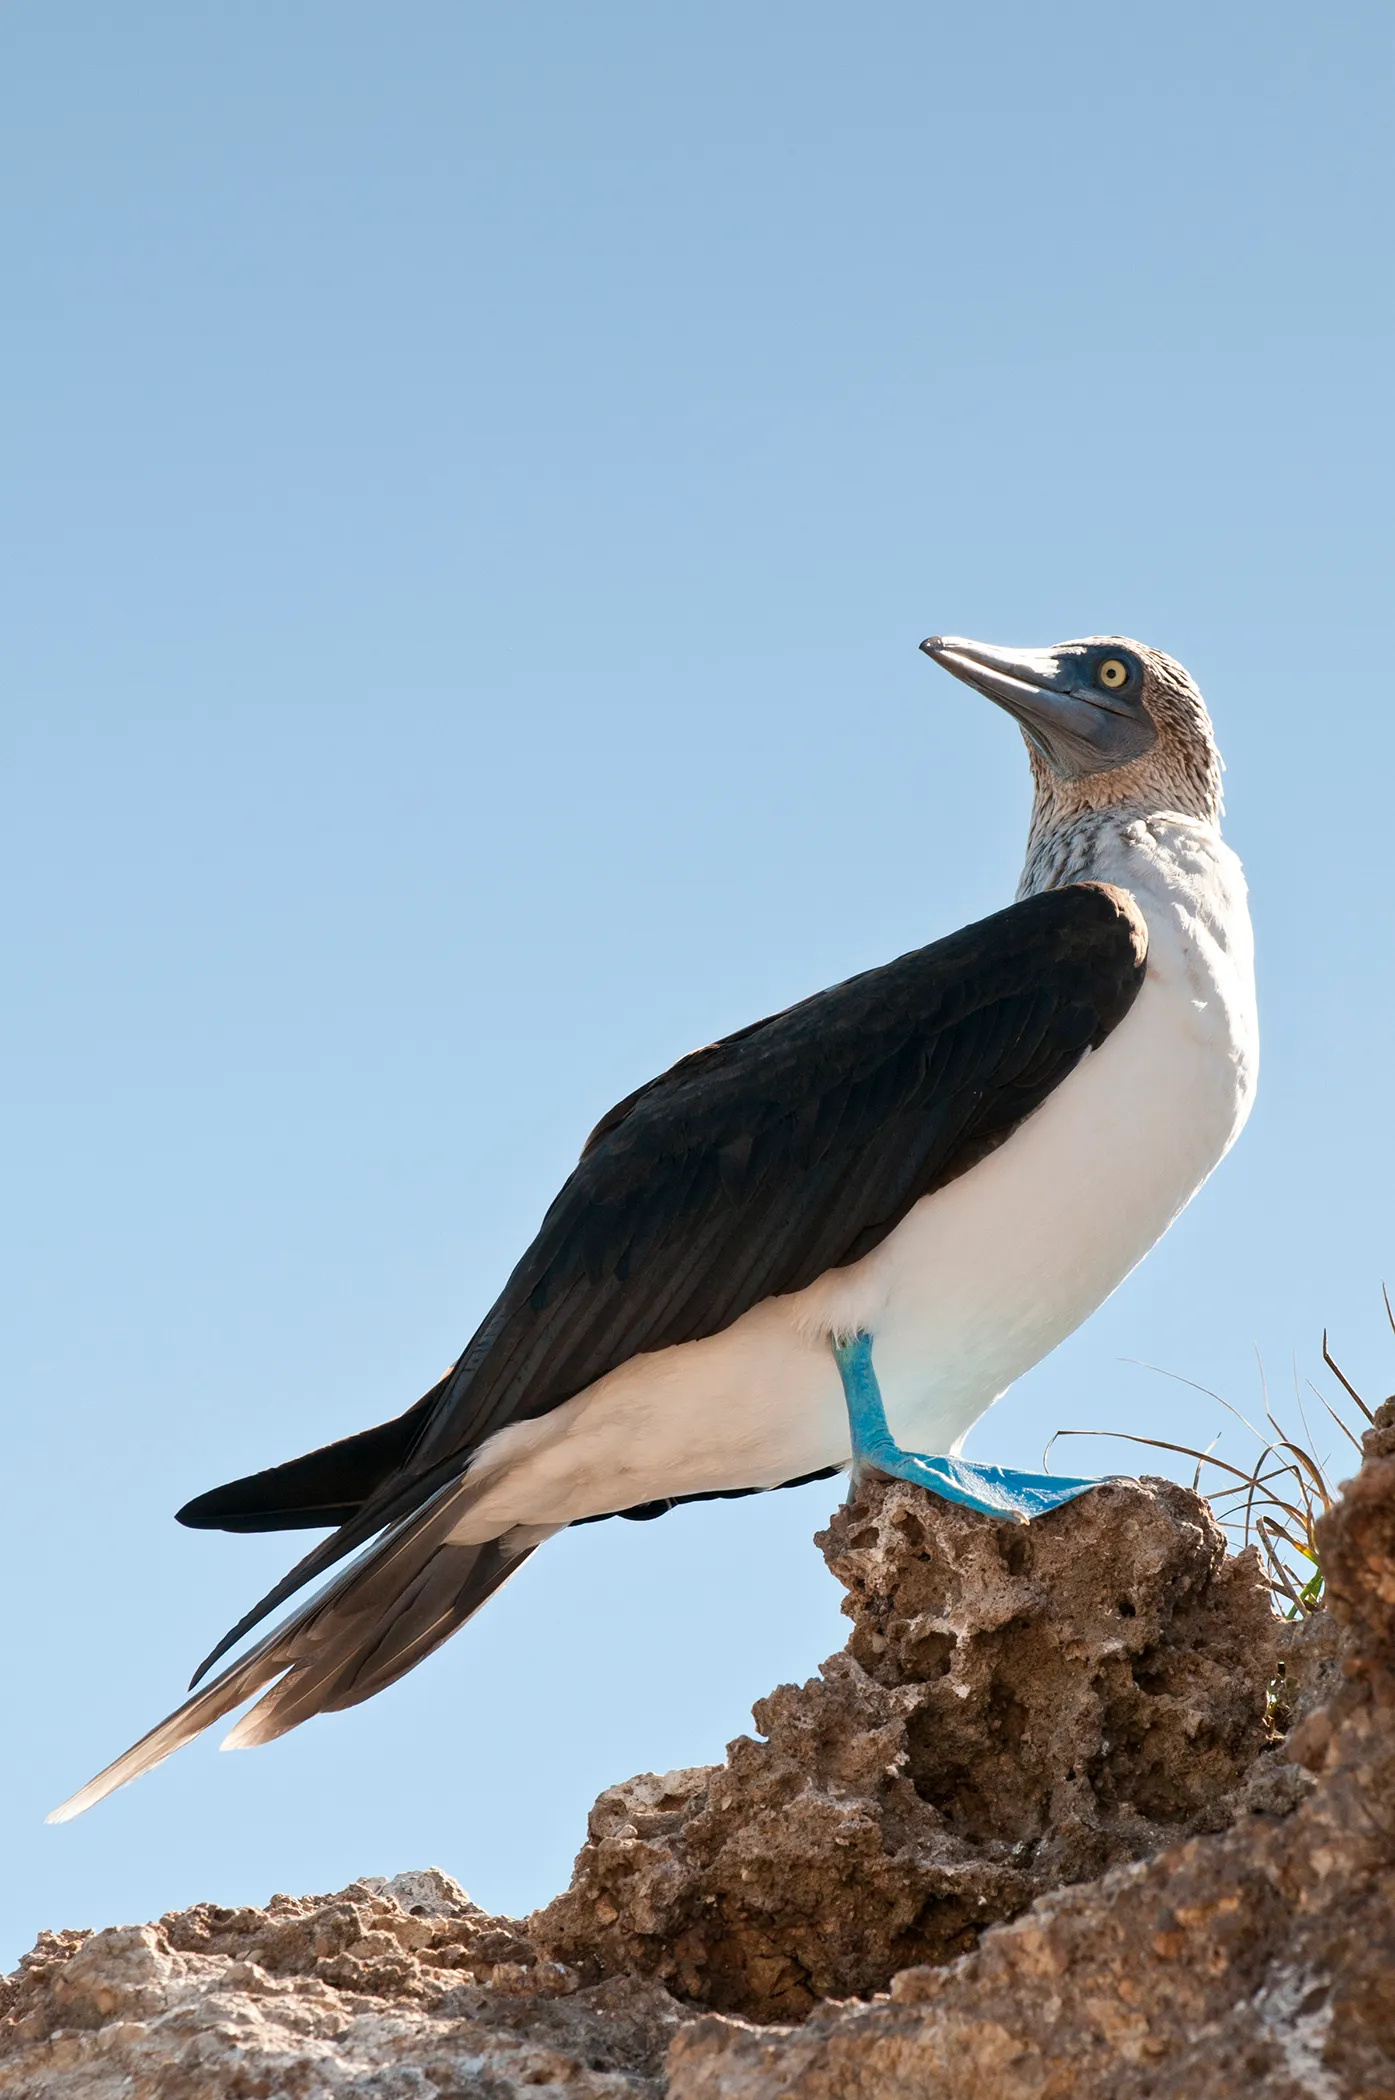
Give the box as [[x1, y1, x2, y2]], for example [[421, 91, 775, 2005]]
[[532, 1473, 1281, 2019], [4, 1421, 1394, 2098], [666, 1422, 1395, 2099]]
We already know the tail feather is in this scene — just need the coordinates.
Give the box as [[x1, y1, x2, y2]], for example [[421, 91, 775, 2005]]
[[187, 1452, 466, 1688], [226, 1535, 540, 1746], [47, 1633, 297, 1823], [49, 1487, 549, 1821]]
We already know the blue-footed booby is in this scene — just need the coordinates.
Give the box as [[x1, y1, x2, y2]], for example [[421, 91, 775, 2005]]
[[52, 633, 1257, 1819]]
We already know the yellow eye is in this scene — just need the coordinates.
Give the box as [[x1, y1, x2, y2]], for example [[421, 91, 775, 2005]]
[[1097, 658, 1129, 691]]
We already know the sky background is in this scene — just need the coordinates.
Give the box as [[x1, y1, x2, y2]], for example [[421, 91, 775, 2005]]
[[2, 0, 1392, 1968]]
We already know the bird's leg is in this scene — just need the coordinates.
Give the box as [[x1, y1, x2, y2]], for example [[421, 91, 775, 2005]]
[[832, 1332, 1112, 1524]]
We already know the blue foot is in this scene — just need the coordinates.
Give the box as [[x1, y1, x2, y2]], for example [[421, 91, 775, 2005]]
[[832, 1332, 1111, 1524]]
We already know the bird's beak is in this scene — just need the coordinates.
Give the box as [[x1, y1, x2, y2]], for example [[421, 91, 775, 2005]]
[[920, 635, 1155, 781]]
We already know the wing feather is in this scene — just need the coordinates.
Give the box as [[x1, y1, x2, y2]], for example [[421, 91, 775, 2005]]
[[188, 884, 1147, 1685]]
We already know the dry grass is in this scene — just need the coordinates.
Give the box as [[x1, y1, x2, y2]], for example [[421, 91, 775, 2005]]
[[1047, 1294, 1393, 1618]]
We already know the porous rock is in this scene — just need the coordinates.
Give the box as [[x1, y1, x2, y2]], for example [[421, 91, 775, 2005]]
[[531, 1473, 1278, 2019], [8, 1433, 1395, 2096], [0, 1868, 689, 2098], [668, 1415, 1395, 2099]]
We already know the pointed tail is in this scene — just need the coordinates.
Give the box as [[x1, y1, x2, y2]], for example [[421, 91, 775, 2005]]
[[49, 1482, 550, 1822]]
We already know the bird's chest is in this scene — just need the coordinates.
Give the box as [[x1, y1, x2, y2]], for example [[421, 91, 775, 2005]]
[[1092, 819, 1258, 1105], [796, 826, 1257, 1439]]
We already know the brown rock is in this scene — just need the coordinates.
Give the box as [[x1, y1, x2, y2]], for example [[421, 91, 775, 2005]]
[[1358, 1395, 1395, 1464], [667, 1451, 1395, 2099], [0, 1870, 690, 2097], [9, 1446, 1395, 2096], [531, 1473, 1279, 2020]]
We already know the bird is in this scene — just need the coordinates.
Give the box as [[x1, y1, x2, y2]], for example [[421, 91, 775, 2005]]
[[52, 632, 1257, 1820]]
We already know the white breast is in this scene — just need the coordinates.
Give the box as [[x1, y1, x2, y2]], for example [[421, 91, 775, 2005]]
[[796, 812, 1258, 1452], [449, 813, 1257, 1540]]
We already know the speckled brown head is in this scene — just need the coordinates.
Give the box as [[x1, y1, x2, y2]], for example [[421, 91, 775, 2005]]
[[921, 634, 1223, 833]]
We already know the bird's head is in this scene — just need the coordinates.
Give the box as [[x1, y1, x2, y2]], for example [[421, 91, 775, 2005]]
[[921, 634, 1222, 830]]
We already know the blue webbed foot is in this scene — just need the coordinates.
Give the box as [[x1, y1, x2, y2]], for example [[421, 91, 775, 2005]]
[[832, 1332, 1113, 1524]]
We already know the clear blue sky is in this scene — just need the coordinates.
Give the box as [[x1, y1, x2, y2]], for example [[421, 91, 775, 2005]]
[[3, 1, 1392, 1966]]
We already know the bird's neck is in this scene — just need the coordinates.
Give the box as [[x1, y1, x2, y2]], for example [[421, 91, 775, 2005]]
[[1018, 738, 1223, 897], [1016, 801, 1223, 901]]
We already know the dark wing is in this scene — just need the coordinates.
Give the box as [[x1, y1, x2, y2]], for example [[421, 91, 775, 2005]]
[[418, 879, 1150, 1458], [188, 880, 1147, 1678]]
